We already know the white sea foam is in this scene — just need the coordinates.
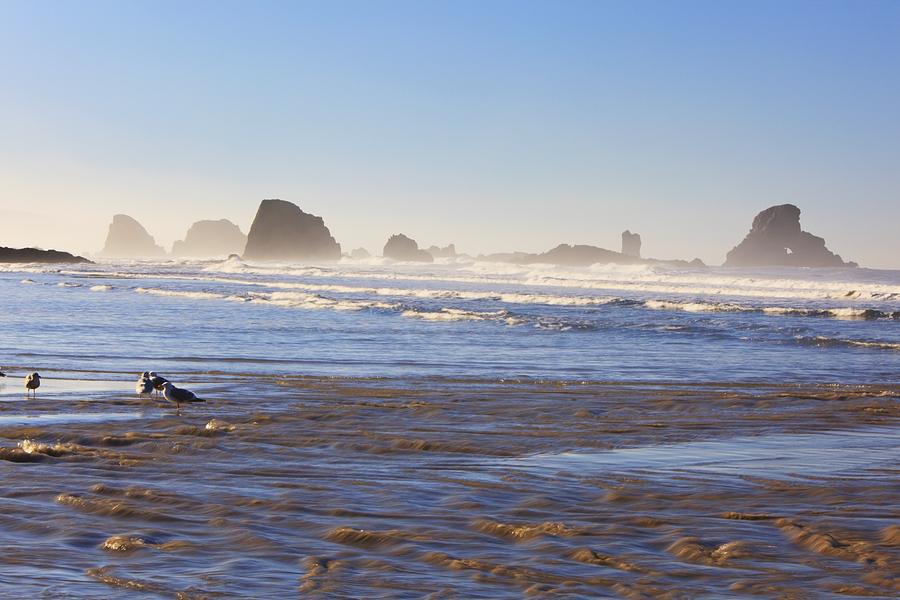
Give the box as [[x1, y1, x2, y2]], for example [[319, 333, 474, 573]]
[[89, 285, 112, 292], [200, 259, 900, 303], [136, 287, 226, 301], [402, 308, 523, 325]]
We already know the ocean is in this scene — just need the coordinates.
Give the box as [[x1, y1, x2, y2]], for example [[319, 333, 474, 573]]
[[0, 257, 897, 597]]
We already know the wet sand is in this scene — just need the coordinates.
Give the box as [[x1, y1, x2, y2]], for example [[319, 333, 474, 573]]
[[0, 374, 897, 598]]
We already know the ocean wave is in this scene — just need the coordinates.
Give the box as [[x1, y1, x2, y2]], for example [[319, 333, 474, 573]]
[[128, 286, 601, 330], [644, 299, 897, 320], [136, 287, 228, 301], [199, 258, 900, 302], [794, 336, 900, 351], [401, 308, 524, 325], [90, 284, 113, 292]]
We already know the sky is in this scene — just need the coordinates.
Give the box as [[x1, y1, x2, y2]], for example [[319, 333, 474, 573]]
[[1, 0, 898, 267]]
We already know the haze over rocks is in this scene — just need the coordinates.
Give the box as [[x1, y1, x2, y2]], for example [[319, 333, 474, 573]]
[[383, 234, 434, 262], [99, 214, 165, 258], [172, 219, 246, 257]]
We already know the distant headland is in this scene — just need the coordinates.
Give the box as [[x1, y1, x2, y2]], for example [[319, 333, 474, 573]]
[[0, 247, 92, 264]]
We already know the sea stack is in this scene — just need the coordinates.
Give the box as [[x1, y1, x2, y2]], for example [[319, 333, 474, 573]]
[[172, 219, 247, 257], [383, 234, 434, 262], [427, 244, 457, 259], [350, 247, 371, 259], [243, 199, 341, 261], [621, 231, 641, 258], [725, 204, 855, 267], [99, 214, 166, 258]]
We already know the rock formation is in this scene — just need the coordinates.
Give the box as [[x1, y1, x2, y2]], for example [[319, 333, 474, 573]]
[[0, 247, 91, 264], [621, 230, 641, 258], [171, 219, 247, 257], [480, 244, 703, 268], [350, 247, 371, 259], [99, 214, 166, 258], [243, 199, 341, 261], [427, 244, 457, 258], [383, 234, 433, 262], [725, 204, 855, 267]]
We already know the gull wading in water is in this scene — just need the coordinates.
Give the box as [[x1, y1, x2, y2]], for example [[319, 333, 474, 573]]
[[160, 381, 204, 408], [149, 372, 168, 396], [25, 372, 41, 397], [136, 372, 154, 397]]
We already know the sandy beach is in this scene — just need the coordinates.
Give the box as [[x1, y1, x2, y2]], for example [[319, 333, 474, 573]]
[[1, 371, 897, 598]]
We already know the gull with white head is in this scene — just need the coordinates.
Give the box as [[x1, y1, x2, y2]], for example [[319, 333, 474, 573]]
[[25, 372, 41, 398]]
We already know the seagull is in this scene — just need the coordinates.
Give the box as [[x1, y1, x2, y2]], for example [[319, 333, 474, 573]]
[[25, 372, 41, 398], [136, 372, 154, 397], [149, 372, 168, 396], [160, 381, 204, 408]]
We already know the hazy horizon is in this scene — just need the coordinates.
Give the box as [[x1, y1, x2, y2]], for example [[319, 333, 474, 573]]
[[2, 1, 899, 267]]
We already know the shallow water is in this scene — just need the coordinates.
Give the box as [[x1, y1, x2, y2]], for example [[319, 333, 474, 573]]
[[0, 259, 898, 597]]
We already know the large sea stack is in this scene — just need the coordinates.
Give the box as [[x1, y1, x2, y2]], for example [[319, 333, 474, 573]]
[[383, 234, 434, 262], [243, 199, 341, 261], [99, 214, 166, 258], [172, 219, 247, 257], [725, 204, 855, 267], [0, 247, 92, 264]]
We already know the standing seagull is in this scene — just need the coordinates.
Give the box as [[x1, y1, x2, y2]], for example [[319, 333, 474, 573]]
[[25, 372, 41, 398], [160, 381, 204, 408], [136, 372, 154, 397], [149, 372, 168, 396]]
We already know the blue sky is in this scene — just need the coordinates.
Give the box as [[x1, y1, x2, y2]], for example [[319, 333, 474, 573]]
[[1, 0, 898, 266]]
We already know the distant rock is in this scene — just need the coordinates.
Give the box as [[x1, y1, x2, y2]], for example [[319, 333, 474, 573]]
[[725, 204, 855, 267], [621, 230, 641, 258], [480, 243, 701, 268], [350, 247, 371, 259], [171, 219, 247, 257], [427, 244, 457, 259], [536, 244, 642, 267], [0, 247, 91, 264], [383, 234, 433, 262], [243, 199, 341, 262], [99, 214, 166, 258]]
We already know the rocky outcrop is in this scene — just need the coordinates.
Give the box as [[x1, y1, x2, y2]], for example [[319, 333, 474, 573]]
[[534, 244, 641, 267], [0, 247, 91, 264], [171, 219, 247, 257], [350, 247, 371, 259], [99, 214, 165, 258], [725, 204, 855, 267], [621, 231, 641, 258], [427, 244, 457, 259], [243, 199, 341, 261], [383, 234, 433, 262], [480, 244, 702, 268]]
